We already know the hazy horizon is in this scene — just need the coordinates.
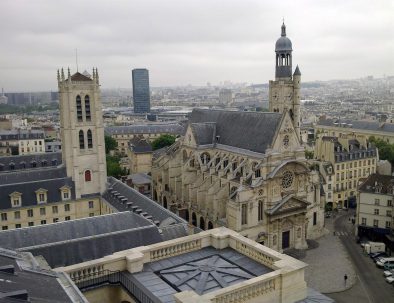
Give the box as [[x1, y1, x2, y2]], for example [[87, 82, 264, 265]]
[[1, 0, 393, 91]]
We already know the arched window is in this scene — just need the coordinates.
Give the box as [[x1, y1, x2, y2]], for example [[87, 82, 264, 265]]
[[9, 162, 15, 170], [192, 212, 197, 226], [79, 130, 85, 149], [87, 129, 93, 148], [85, 170, 91, 182], [258, 200, 264, 221], [183, 150, 188, 163], [163, 196, 168, 208], [85, 95, 91, 121], [76, 95, 82, 122], [200, 217, 205, 230], [200, 152, 210, 165], [208, 221, 214, 230]]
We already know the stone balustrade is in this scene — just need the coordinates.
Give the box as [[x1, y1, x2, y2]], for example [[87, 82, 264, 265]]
[[210, 275, 278, 303], [56, 227, 307, 303], [234, 241, 276, 267], [67, 264, 106, 282], [150, 238, 201, 261]]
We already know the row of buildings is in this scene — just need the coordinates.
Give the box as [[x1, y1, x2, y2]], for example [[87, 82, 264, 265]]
[[0, 23, 336, 303]]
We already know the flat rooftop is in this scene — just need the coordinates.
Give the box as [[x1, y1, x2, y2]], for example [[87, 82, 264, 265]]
[[127, 246, 272, 303]]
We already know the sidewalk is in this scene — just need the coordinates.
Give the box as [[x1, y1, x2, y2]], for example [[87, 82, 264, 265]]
[[302, 212, 356, 293]]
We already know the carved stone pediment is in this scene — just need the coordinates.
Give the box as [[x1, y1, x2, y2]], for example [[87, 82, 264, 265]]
[[266, 195, 309, 217]]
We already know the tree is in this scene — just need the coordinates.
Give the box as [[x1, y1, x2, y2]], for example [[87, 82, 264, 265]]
[[151, 134, 176, 150], [369, 136, 394, 165], [104, 135, 117, 154], [305, 150, 314, 159], [106, 155, 122, 178]]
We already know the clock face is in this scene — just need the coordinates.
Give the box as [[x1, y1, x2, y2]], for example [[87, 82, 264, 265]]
[[281, 171, 294, 189]]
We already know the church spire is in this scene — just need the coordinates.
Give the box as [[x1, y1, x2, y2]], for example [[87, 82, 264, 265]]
[[281, 21, 286, 37]]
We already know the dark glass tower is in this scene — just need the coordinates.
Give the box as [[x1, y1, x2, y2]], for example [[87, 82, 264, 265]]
[[132, 68, 150, 113]]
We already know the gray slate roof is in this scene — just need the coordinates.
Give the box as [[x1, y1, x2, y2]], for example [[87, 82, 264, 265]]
[[105, 123, 184, 136], [0, 167, 75, 210], [0, 247, 85, 302], [317, 118, 394, 133], [128, 246, 272, 303], [104, 177, 189, 240], [0, 212, 163, 268], [189, 109, 283, 153], [0, 152, 62, 172], [359, 173, 394, 194], [190, 122, 216, 145]]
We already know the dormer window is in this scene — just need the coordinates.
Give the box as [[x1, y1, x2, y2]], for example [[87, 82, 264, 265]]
[[9, 192, 22, 208], [60, 185, 71, 201], [35, 188, 48, 204]]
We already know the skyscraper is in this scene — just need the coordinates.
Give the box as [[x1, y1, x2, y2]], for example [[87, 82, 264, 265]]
[[132, 68, 150, 113]]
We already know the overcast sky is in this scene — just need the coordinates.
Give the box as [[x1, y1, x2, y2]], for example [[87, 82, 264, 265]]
[[0, 0, 393, 91]]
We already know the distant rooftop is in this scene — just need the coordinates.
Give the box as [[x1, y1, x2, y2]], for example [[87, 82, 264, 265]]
[[317, 118, 394, 133]]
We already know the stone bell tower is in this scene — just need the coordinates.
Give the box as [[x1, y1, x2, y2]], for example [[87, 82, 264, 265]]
[[58, 68, 107, 198], [269, 22, 301, 140]]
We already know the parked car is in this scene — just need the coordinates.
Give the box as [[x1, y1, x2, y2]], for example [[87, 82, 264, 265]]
[[384, 261, 394, 271], [373, 254, 389, 263], [369, 251, 386, 259], [383, 269, 394, 277], [377, 257, 394, 268], [386, 275, 394, 284]]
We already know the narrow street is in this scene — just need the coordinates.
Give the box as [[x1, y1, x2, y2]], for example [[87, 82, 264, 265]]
[[327, 210, 394, 303]]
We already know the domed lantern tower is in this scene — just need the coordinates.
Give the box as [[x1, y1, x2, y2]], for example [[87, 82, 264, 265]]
[[269, 22, 301, 140], [275, 22, 293, 80]]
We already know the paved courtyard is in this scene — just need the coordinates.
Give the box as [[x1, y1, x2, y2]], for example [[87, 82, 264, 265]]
[[302, 212, 356, 293]]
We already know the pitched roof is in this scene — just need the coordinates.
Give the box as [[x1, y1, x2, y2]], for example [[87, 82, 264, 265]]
[[317, 118, 394, 133], [0, 152, 62, 172], [189, 109, 283, 153], [105, 123, 184, 135], [0, 167, 75, 210], [359, 173, 394, 194], [190, 122, 216, 145], [0, 247, 85, 302], [129, 136, 152, 153], [69, 72, 92, 81], [0, 212, 163, 268]]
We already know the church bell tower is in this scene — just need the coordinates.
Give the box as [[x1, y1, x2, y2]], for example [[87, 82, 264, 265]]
[[58, 68, 107, 198], [269, 22, 301, 140]]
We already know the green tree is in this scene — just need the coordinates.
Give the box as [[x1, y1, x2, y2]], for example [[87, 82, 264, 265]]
[[369, 136, 394, 165], [104, 135, 117, 154], [106, 155, 122, 178], [305, 150, 314, 159], [151, 134, 176, 150]]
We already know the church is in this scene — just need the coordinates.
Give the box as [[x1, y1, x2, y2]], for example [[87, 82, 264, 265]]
[[152, 23, 325, 251]]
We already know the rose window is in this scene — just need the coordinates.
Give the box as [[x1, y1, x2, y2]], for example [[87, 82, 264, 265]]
[[281, 171, 294, 189]]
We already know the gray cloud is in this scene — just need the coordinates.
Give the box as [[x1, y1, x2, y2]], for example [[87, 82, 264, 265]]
[[0, 0, 393, 91]]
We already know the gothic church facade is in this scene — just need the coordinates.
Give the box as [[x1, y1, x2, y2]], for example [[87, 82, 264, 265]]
[[152, 23, 324, 251]]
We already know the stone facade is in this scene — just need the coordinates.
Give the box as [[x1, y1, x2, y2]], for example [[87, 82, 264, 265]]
[[56, 227, 309, 303], [58, 69, 107, 198], [315, 134, 377, 209], [151, 23, 324, 252]]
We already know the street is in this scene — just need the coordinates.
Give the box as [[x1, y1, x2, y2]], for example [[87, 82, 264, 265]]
[[327, 210, 394, 303]]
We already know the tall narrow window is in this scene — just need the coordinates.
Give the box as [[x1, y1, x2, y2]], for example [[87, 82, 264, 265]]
[[85, 95, 91, 121], [79, 130, 85, 149], [87, 129, 93, 148], [85, 170, 91, 182], [258, 200, 264, 221], [76, 95, 83, 122], [241, 204, 247, 225]]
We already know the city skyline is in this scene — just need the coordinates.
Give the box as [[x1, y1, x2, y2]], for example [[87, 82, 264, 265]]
[[0, 0, 393, 91]]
